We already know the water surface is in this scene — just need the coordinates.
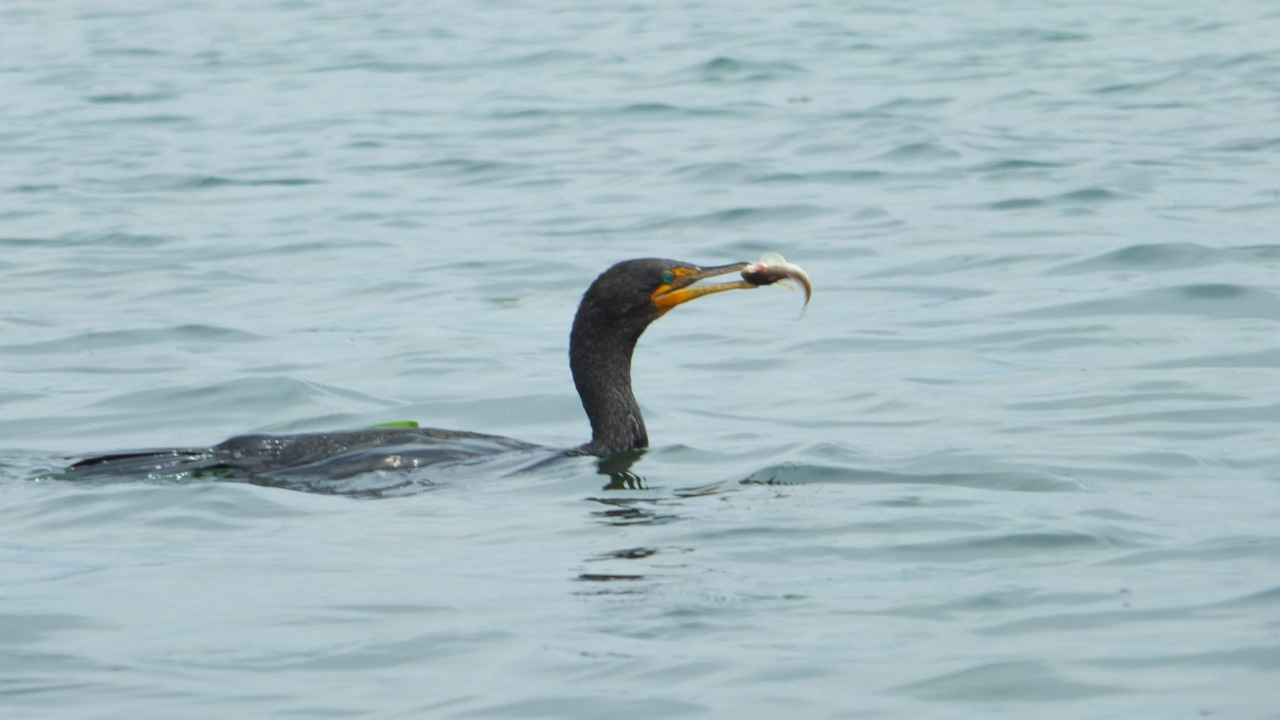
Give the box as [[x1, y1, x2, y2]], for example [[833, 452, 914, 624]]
[[2, 1, 1279, 717]]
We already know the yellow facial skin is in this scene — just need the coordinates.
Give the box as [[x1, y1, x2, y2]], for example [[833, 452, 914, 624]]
[[650, 263, 756, 315]]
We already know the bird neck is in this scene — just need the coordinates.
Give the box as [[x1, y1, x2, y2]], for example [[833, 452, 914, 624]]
[[569, 305, 649, 456]]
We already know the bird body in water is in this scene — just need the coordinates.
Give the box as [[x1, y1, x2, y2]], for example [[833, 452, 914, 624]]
[[68, 256, 810, 486]]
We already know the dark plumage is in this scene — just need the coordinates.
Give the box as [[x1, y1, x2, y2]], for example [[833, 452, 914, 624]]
[[570, 258, 686, 455], [68, 257, 808, 486]]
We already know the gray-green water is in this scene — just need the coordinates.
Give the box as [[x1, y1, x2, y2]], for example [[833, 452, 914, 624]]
[[3, 1, 1279, 717]]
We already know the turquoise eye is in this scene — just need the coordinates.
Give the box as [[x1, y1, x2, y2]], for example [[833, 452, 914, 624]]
[[661, 271, 675, 284]]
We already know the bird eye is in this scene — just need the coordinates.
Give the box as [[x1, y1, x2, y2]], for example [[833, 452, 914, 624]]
[[661, 271, 675, 284]]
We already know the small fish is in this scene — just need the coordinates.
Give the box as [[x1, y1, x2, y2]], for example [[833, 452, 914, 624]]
[[741, 252, 812, 307]]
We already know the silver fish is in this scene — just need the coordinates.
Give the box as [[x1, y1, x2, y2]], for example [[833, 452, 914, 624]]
[[741, 252, 812, 307]]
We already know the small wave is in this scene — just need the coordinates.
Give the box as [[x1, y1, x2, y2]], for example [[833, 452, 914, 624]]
[[1101, 537, 1280, 569], [85, 91, 177, 104], [874, 141, 962, 162], [87, 376, 387, 414], [354, 157, 533, 184], [988, 197, 1045, 210], [966, 158, 1070, 174], [742, 463, 1084, 493], [612, 102, 741, 118], [310, 50, 589, 75], [0, 232, 172, 249], [865, 251, 1067, 279], [7, 183, 60, 193], [90, 114, 196, 126], [91, 174, 321, 193], [864, 97, 952, 114], [985, 187, 1127, 211], [668, 162, 755, 183], [643, 204, 829, 230], [1091, 71, 1191, 96], [1051, 242, 1218, 273], [689, 56, 808, 83], [752, 169, 886, 185], [2, 324, 261, 355], [1211, 137, 1280, 153], [548, 204, 829, 236], [895, 660, 1121, 702], [1140, 347, 1280, 370], [1010, 283, 1280, 321], [17, 482, 311, 534], [1052, 242, 1280, 274]]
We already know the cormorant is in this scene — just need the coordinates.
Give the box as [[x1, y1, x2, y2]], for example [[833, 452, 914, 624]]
[[67, 255, 810, 485]]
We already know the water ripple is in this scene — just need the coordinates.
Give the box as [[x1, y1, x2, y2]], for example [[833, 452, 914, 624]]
[[3, 0, 1278, 716]]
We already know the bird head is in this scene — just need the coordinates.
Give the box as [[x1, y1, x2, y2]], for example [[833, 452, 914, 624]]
[[579, 257, 764, 330]]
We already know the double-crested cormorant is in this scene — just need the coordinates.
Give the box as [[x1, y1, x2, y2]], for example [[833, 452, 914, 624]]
[[68, 256, 810, 484]]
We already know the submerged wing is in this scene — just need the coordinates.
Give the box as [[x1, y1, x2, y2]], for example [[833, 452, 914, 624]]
[[70, 428, 545, 483], [69, 448, 222, 477]]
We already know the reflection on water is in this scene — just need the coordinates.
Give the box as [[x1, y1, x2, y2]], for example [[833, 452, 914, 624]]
[[595, 449, 648, 491], [587, 497, 680, 526]]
